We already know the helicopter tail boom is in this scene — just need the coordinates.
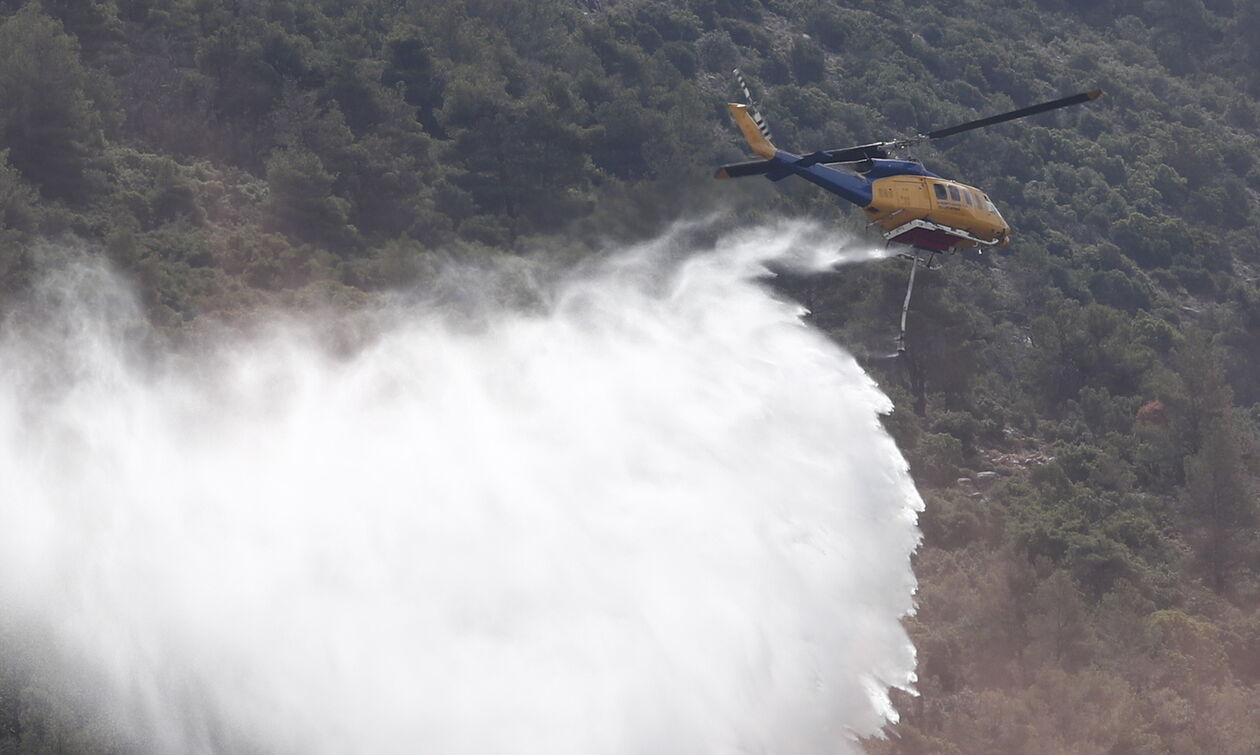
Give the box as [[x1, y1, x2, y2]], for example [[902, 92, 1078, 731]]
[[773, 153, 873, 206], [714, 158, 774, 180], [720, 102, 873, 205]]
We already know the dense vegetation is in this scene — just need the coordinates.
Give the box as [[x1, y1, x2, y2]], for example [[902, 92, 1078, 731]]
[[0, 0, 1257, 751]]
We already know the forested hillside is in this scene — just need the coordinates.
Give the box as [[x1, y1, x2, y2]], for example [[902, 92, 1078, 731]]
[[0, 0, 1257, 752]]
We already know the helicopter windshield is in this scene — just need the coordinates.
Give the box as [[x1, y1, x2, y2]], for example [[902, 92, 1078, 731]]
[[984, 195, 1005, 222]]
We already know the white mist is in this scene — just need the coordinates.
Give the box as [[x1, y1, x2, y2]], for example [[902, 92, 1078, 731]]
[[0, 222, 920, 753]]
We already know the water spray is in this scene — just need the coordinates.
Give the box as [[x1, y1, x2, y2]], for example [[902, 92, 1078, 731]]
[[0, 222, 921, 754]]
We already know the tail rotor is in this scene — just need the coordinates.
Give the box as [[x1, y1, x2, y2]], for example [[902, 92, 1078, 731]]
[[734, 68, 773, 143]]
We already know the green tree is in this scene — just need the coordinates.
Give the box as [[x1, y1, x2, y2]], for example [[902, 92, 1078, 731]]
[[1030, 569, 1090, 664], [1168, 331, 1233, 459], [0, 149, 34, 230], [0, 6, 102, 201], [440, 74, 590, 238], [264, 148, 356, 249], [1182, 415, 1255, 594], [789, 36, 825, 83], [382, 28, 446, 135]]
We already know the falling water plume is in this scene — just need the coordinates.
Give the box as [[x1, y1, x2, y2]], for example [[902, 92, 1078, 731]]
[[0, 220, 920, 753]]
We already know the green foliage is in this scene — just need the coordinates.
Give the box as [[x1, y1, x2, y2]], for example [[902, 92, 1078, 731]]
[[696, 29, 737, 73], [910, 432, 964, 487], [0, 0, 1256, 750], [0, 149, 35, 231], [382, 27, 445, 127], [804, 5, 848, 52], [788, 36, 825, 84], [1183, 418, 1255, 593], [264, 147, 356, 248], [0, 7, 102, 200], [917, 489, 1002, 550]]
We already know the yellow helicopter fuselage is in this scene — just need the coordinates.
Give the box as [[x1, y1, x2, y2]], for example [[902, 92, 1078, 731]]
[[864, 174, 1011, 251]]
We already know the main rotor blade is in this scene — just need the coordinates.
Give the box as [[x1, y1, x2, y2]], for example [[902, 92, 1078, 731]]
[[924, 89, 1101, 140], [818, 142, 891, 163]]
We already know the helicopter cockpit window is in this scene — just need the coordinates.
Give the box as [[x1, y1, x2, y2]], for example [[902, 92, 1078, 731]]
[[947, 185, 961, 202], [933, 184, 947, 201], [962, 189, 975, 206], [984, 195, 1005, 221]]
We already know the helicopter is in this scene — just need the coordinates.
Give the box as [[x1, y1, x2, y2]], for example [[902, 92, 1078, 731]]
[[716, 71, 1101, 351]]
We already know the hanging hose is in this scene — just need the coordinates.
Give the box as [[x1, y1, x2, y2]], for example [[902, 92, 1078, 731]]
[[897, 253, 919, 353]]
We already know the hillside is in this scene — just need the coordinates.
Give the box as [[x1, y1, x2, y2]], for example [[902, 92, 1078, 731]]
[[0, 0, 1257, 751]]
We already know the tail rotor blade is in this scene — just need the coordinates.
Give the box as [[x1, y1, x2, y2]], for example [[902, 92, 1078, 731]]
[[734, 68, 773, 142]]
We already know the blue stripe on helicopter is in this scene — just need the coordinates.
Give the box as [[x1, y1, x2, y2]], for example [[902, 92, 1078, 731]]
[[864, 159, 940, 180], [771, 150, 873, 207]]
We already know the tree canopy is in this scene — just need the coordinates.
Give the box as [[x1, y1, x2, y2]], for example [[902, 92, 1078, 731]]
[[0, 0, 1257, 751]]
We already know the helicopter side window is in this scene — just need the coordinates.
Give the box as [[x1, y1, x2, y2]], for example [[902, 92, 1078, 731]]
[[962, 189, 975, 206], [947, 185, 961, 202], [933, 184, 947, 201]]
